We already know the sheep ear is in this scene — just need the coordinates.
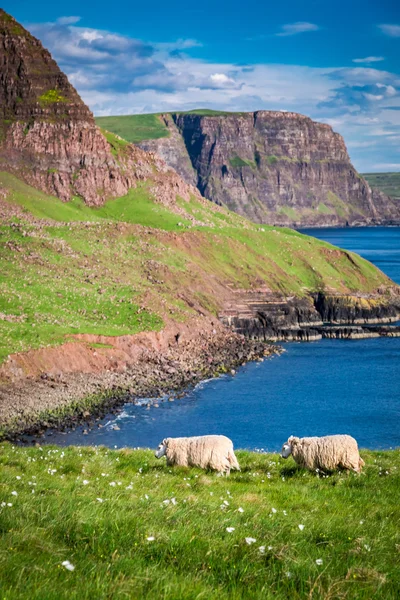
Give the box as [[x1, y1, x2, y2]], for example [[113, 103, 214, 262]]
[[288, 435, 294, 442], [162, 438, 168, 446]]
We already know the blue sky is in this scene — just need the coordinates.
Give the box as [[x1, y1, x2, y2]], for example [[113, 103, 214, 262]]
[[6, 0, 400, 172]]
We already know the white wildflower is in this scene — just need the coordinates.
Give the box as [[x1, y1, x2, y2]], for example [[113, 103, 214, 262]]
[[171, 498, 177, 505], [62, 560, 75, 572], [109, 482, 116, 487], [316, 558, 323, 565], [286, 571, 292, 578], [271, 507, 277, 514], [82, 480, 89, 485], [259, 546, 265, 554], [238, 507, 244, 513], [245, 537, 256, 545], [146, 536, 155, 541], [126, 485, 133, 490], [226, 527, 235, 533], [298, 524, 305, 531], [11, 491, 18, 496], [144, 494, 149, 500], [16, 476, 21, 480], [359, 520, 364, 525], [96, 498, 104, 503], [223, 500, 229, 506], [163, 499, 170, 505], [364, 544, 371, 552], [7, 503, 12, 507]]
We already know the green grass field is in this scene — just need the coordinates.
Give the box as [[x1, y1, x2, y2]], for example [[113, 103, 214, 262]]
[[0, 171, 391, 363], [95, 114, 170, 144], [362, 172, 400, 199], [0, 444, 399, 599]]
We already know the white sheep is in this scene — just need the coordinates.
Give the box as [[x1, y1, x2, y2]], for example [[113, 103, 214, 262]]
[[154, 435, 240, 475], [281, 434, 365, 473]]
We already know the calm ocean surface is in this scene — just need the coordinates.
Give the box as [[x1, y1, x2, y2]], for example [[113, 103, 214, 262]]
[[48, 228, 400, 451]]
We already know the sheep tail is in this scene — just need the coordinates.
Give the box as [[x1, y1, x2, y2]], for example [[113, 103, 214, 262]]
[[227, 451, 240, 471]]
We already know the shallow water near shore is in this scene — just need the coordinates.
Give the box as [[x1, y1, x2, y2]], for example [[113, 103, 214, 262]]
[[46, 227, 400, 451]]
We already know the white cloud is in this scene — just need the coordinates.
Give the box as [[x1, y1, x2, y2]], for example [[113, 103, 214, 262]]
[[347, 140, 377, 148], [155, 38, 203, 51], [373, 163, 400, 169], [353, 56, 385, 64], [364, 93, 384, 101], [56, 16, 81, 25], [276, 22, 319, 37], [209, 73, 235, 86], [379, 24, 400, 38]]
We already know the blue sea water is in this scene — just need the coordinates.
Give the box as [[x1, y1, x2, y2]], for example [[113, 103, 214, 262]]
[[47, 228, 400, 451]]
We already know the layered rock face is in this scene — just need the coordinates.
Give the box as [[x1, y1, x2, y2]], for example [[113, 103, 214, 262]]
[[0, 10, 147, 205], [138, 111, 400, 226], [219, 289, 400, 341]]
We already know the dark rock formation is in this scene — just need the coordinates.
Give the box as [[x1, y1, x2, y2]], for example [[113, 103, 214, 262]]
[[137, 111, 400, 226], [139, 114, 197, 188], [219, 289, 400, 341]]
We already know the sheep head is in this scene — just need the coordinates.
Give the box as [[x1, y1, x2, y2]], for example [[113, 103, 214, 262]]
[[155, 438, 168, 459], [281, 435, 298, 458]]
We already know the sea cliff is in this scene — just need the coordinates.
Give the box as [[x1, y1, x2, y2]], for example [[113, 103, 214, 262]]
[[100, 111, 400, 227]]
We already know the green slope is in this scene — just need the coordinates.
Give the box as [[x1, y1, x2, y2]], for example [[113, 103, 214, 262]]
[[0, 171, 392, 363], [95, 114, 170, 144], [362, 172, 400, 199]]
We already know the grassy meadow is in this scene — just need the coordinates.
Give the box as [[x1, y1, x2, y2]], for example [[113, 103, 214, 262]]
[[362, 172, 400, 200], [95, 114, 170, 144], [0, 444, 399, 599]]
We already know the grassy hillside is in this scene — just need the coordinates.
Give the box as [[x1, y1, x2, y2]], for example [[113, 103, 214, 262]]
[[362, 172, 400, 199], [95, 114, 170, 144], [0, 171, 391, 364], [0, 444, 399, 599], [0, 171, 391, 363]]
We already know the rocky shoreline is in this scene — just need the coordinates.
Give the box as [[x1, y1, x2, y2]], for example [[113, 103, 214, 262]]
[[0, 326, 280, 443]]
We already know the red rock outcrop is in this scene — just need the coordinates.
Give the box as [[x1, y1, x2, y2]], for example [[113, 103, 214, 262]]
[[0, 9, 144, 205]]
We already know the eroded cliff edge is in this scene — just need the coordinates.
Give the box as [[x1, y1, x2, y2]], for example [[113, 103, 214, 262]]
[[135, 111, 400, 227]]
